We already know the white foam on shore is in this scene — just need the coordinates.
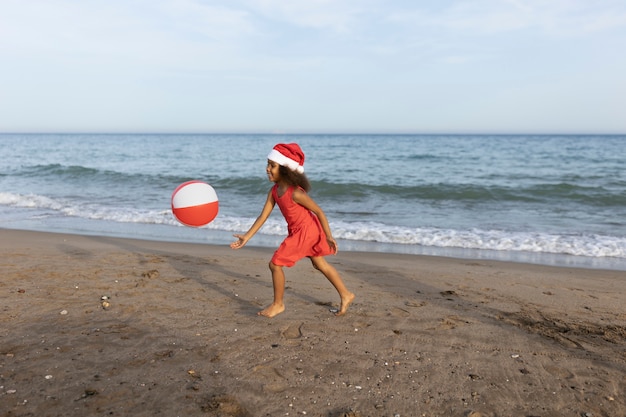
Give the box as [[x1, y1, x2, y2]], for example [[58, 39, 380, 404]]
[[2, 191, 625, 261]]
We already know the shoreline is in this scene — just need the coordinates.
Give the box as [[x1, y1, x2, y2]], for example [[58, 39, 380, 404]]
[[3, 223, 626, 272], [2, 228, 625, 416]]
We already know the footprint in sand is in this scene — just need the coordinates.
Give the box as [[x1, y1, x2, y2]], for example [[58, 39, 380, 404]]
[[387, 306, 411, 317], [405, 300, 426, 308], [250, 365, 288, 393], [436, 315, 471, 330], [281, 323, 303, 339], [141, 269, 160, 279], [543, 364, 574, 379]]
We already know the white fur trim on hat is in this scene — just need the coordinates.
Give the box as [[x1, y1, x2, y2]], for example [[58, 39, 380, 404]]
[[267, 148, 305, 173]]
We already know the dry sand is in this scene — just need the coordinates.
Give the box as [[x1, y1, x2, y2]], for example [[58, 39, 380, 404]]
[[1, 229, 625, 417]]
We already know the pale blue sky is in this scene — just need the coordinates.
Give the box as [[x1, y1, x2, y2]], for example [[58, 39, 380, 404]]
[[1, 0, 625, 134]]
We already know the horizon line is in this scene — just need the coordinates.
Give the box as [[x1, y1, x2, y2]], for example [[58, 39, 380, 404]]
[[1, 131, 625, 136]]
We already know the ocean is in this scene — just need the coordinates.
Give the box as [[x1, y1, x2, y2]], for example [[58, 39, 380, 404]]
[[1, 134, 625, 270]]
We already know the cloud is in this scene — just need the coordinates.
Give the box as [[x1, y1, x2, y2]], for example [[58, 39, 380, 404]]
[[386, 0, 626, 37], [0, 0, 268, 76], [248, 0, 370, 34], [1, 0, 625, 133], [156, 0, 257, 41]]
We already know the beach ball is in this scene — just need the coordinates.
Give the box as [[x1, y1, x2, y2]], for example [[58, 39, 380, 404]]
[[171, 181, 219, 227]]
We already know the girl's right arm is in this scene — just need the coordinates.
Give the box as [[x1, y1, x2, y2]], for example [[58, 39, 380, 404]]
[[230, 189, 275, 249]]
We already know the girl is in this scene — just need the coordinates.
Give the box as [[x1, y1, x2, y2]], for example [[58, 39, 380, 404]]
[[230, 143, 355, 318]]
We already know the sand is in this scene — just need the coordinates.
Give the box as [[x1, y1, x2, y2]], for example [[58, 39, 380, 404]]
[[1, 229, 625, 417]]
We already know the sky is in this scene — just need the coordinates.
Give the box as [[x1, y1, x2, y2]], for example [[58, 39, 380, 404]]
[[1, 0, 625, 134]]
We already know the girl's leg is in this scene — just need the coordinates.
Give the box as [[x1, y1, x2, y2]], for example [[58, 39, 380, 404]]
[[310, 257, 355, 316], [258, 261, 286, 317]]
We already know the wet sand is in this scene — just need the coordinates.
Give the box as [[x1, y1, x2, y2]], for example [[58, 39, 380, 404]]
[[1, 229, 625, 417]]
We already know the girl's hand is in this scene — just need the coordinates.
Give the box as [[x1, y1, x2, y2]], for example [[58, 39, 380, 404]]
[[327, 237, 338, 254], [230, 234, 248, 249]]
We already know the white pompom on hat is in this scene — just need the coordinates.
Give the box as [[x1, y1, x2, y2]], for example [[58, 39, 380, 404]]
[[267, 143, 305, 173]]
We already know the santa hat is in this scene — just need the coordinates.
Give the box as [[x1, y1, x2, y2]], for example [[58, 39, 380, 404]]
[[267, 143, 305, 173]]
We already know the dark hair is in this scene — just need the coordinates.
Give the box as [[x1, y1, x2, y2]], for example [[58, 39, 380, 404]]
[[279, 165, 311, 192]]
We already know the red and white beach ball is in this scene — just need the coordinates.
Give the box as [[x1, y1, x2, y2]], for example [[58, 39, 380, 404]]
[[171, 181, 219, 227]]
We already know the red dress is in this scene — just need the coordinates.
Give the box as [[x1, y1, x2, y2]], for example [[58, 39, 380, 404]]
[[271, 185, 335, 267]]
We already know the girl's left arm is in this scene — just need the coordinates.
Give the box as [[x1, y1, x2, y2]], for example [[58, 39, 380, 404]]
[[292, 189, 338, 253], [230, 189, 275, 249]]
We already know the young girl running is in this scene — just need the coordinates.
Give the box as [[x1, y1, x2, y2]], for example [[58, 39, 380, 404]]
[[230, 143, 355, 318]]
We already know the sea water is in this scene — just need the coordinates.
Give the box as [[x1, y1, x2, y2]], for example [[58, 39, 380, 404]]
[[1, 134, 625, 270]]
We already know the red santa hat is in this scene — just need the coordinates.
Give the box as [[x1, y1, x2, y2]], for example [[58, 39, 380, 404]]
[[267, 143, 305, 173]]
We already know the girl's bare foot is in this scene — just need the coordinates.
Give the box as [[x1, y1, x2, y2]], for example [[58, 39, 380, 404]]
[[335, 292, 355, 316], [258, 303, 285, 318]]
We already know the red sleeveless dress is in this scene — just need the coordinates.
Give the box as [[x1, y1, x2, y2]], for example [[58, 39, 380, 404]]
[[271, 185, 335, 267]]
